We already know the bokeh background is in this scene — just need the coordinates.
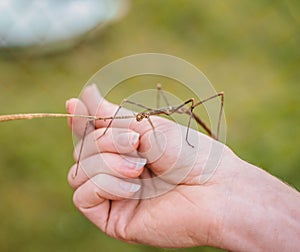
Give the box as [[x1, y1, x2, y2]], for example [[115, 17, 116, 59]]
[[0, 1, 299, 251]]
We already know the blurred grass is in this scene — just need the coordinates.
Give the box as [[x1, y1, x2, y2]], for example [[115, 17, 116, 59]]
[[0, 0, 299, 251]]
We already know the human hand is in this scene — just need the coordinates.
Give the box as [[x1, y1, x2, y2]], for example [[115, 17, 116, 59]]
[[66, 84, 237, 248], [66, 84, 300, 251]]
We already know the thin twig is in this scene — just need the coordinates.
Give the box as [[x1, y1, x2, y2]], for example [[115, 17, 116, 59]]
[[0, 113, 97, 122]]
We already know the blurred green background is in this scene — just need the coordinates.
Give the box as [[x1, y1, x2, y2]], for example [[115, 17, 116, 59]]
[[0, 1, 299, 251]]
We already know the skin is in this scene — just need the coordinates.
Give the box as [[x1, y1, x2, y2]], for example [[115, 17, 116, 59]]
[[66, 84, 300, 251]]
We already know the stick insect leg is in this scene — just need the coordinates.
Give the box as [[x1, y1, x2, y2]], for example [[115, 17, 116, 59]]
[[185, 103, 195, 148], [96, 100, 126, 139], [146, 116, 163, 152], [73, 119, 95, 178], [122, 99, 154, 111], [192, 92, 224, 140], [156, 83, 171, 108], [169, 98, 196, 147]]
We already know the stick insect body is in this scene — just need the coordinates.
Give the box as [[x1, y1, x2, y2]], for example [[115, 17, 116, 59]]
[[0, 84, 224, 178]]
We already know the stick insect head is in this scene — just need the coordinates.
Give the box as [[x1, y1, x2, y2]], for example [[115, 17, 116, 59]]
[[136, 112, 150, 122]]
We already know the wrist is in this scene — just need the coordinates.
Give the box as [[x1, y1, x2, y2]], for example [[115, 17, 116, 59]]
[[216, 157, 300, 251]]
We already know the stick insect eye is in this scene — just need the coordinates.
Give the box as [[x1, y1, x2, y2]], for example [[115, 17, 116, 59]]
[[136, 113, 143, 121]]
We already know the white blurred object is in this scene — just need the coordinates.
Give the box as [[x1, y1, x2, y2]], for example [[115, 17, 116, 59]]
[[0, 0, 129, 48]]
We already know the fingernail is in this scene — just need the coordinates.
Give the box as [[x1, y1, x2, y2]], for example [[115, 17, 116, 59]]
[[119, 180, 141, 193], [117, 132, 140, 147], [65, 98, 77, 113], [125, 157, 147, 170]]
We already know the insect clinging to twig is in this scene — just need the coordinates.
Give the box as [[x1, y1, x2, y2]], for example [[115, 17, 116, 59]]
[[0, 83, 224, 178], [68, 83, 224, 177]]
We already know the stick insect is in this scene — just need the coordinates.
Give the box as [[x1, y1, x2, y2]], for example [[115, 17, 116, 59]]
[[0, 84, 224, 178]]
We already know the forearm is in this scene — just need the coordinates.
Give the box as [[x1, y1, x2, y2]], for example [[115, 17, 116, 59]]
[[220, 158, 300, 251]]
